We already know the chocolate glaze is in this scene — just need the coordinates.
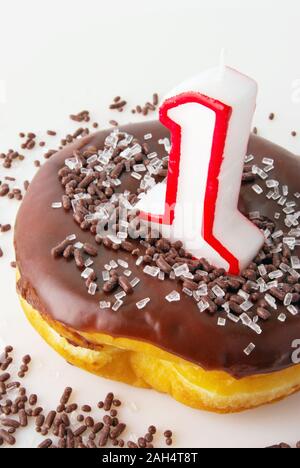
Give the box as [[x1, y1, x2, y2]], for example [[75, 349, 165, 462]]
[[15, 121, 300, 378]]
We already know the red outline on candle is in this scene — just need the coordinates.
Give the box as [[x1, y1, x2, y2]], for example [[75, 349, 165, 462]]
[[140, 92, 242, 274]]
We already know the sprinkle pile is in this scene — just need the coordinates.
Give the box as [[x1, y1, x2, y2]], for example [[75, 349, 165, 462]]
[[0, 345, 173, 448]]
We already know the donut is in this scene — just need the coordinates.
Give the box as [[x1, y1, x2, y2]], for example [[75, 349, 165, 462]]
[[15, 121, 300, 413]]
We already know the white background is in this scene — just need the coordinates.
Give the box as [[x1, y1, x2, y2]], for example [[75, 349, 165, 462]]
[[1, 0, 300, 448]]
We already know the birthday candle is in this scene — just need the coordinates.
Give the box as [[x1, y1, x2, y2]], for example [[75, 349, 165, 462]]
[[137, 66, 264, 274]]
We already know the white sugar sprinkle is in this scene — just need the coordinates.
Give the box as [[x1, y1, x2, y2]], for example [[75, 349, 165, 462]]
[[87, 154, 98, 164], [250, 323, 262, 335], [268, 270, 283, 280], [184, 272, 194, 280], [169, 271, 176, 280], [238, 290, 250, 301], [267, 280, 278, 289], [102, 271, 110, 281], [287, 305, 298, 316], [280, 262, 290, 272], [147, 152, 158, 160], [81, 268, 93, 279], [244, 343, 255, 356], [51, 202, 62, 209], [245, 154, 254, 163], [136, 298, 150, 309], [283, 237, 296, 247], [117, 232, 128, 240], [183, 287, 193, 297], [166, 291, 181, 302], [290, 269, 300, 279], [240, 300, 253, 312], [144, 266, 160, 277], [272, 191, 281, 201], [158, 271, 165, 281], [256, 167, 268, 180], [249, 211, 260, 219], [278, 313, 287, 322], [197, 300, 210, 313], [291, 256, 300, 270], [278, 196, 287, 206], [99, 301, 111, 309], [197, 284, 208, 296], [270, 247, 283, 255], [265, 293, 277, 310], [289, 228, 300, 237], [258, 264, 267, 276], [240, 313, 252, 326], [115, 291, 126, 300], [272, 230, 283, 239], [284, 293, 293, 306], [88, 282, 97, 296], [283, 207, 295, 215], [252, 184, 263, 195], [262, 157, 274, 166], [66, 234, 77, 241], [217, 317, 226, 327], [222, 302, 230, 314], [158, 138, 171, 153], [130, 277, 140, 288], [227, 312, 240, 323], [212, 285, 225, 298], [119, 220, 129, 229], [173, 264, 189, 277], [197, 270, 209, 277], [112, 300, 123, 312], [117, 259, 129, 269], [282, 185, 289, 196], [266, 179, 279, 188], [257, 278, 267, 293], [133, 164, 146, 173], [131, 172, 142, 181]]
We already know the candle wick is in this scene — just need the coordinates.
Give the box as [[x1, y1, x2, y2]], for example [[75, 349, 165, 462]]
[[217, 48, 226, 81]]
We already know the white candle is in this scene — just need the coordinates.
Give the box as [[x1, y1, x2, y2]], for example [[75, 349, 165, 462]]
[[137, 66, 264, 274]]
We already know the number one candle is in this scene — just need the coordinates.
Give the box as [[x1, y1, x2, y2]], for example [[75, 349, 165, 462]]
[[137, 66, 264, 274]]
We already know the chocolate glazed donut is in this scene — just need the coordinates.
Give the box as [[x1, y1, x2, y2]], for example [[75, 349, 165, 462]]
[[15, 121, 300, 383]]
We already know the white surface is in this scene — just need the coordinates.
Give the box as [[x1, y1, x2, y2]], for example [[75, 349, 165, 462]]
[[1, 0, 300, 448]]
